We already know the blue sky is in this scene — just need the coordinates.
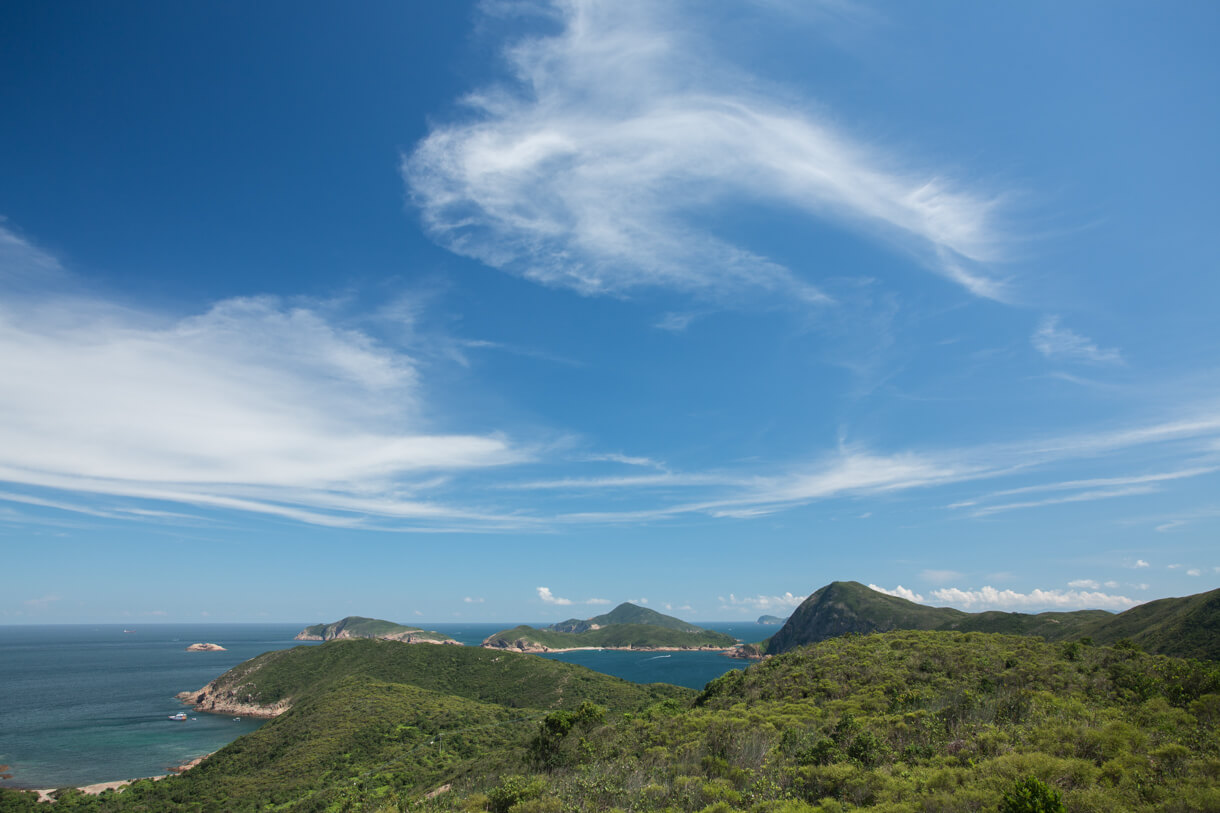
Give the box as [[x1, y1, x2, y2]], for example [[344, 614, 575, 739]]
[[2, 0, 1218, 624]]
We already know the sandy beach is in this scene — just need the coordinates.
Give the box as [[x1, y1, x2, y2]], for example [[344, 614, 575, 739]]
[[31, 754, 208, 803]]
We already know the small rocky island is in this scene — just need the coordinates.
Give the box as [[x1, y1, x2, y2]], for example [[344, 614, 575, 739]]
[[483, 603, 737, 652], [185, 642, 226, 652], [295, 616, 458, 645]]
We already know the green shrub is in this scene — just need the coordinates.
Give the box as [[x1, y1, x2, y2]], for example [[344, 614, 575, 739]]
[[999, 776, 1065, 813]]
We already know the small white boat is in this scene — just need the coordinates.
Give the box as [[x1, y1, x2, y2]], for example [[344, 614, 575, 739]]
[[169, 712, 188, 721]]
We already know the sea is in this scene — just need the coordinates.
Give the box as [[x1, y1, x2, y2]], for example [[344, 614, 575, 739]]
[[0, 621, 772, 790]]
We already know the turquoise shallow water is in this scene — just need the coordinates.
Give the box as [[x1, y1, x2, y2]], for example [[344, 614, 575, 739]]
[[0, 621, 771, 789]]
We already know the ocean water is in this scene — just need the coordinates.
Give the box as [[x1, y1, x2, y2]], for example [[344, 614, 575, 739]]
[[0, 624, 316, 789], [0, 620, 771, 790]]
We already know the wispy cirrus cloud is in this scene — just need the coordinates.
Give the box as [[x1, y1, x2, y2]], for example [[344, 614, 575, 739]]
[[405, 0, 1009, 305], [0, 225, 529, 531], [1033, 316, 1122, 364]]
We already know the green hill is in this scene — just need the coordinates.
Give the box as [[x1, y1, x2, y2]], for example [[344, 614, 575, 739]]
[[1083, 587, 1220, 660], [549, 602, 705, 634], [11, 630, 1217, 811], [294, 615, 455, 644], [766, 581, 1110, 654], [485, 604, 737, 651], [767, 581, 1219, 661], [757, 614, 786, 625]]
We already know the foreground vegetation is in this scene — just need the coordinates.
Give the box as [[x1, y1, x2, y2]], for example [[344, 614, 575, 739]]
[[3, 630, 1217, 812]]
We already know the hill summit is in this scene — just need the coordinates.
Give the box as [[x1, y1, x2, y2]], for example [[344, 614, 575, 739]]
[[548, 602, 704, 634], [767, 581, 1220, 660]]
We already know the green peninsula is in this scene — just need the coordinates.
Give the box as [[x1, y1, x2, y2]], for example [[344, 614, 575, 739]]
[[294, 615, 457, 645], [483, 602, 737, 652]]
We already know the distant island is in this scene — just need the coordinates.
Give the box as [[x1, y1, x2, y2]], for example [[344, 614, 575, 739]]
[[294, 616, 458, 645], [483, 602, 737, 652], [756, 614, 785, 625], [185, 642, 226, 652]]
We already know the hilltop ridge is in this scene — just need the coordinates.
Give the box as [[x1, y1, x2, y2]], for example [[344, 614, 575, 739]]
[[767, 580, 1219, 660]]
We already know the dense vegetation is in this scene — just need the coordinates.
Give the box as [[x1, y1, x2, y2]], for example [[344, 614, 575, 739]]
[[767, 582, 1219, 661], [3, 630, 1216, 812], [296, 617, 454, 643]]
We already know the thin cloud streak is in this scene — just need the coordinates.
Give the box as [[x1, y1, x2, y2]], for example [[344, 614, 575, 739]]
[[0, 229, 531, 531], [406, 0, 1009, 304]]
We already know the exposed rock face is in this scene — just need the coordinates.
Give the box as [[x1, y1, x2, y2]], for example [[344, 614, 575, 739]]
[[175, 683, 290, 718], [185, 642, 227, 651]]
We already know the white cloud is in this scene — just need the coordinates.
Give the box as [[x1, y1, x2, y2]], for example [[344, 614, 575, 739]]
[[1032, 316, 1122, 364], [463, 596, 485, 603], [537, 586, 573, 606], [0, 226, 530, 531], [968, 485, 1162, 517], [1104, 581, 1119, 588], [1187, 569, 1201, 577], [720, 591, 807, 612], [930, 585, 1137, 611], [536, 586, 607, 605], [1156, 520, 1187, 532], [1168, 563, 1183, 570], [406, 0, 1007, 304], [1134, 559, 1150, 568], [868, 584, 925, 602], [1067, 579, 1100, 590]]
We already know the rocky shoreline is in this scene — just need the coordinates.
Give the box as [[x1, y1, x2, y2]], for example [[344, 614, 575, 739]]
[[481, 640, 736, 654]]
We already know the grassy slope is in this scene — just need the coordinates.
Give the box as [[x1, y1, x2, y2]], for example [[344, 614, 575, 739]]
[[1083, 587, 1220, 660], [485, 623, 737, 650]]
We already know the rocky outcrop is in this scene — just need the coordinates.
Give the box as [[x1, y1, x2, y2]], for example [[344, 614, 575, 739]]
[[296, 628, 459, 645], [185, 642, 227, 652], [175, 682, 290, 718]]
